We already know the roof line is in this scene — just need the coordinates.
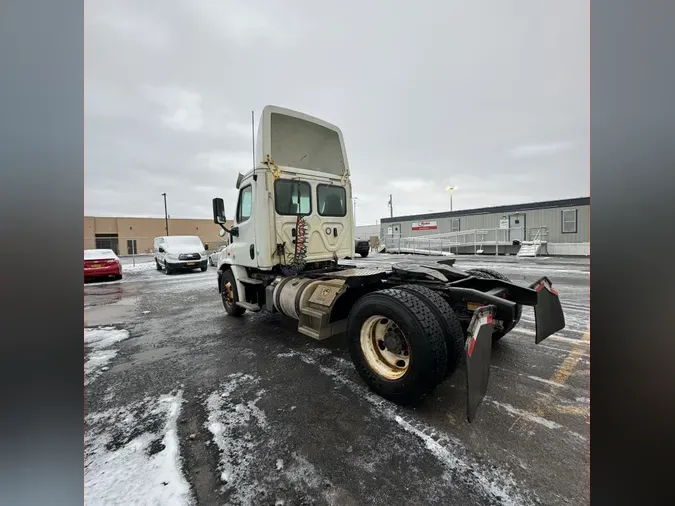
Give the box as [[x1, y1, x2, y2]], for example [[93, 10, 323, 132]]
[[380, 196, 590, 223]]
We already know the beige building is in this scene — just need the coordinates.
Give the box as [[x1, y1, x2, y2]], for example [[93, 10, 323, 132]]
[[84, 216, 234, 255]]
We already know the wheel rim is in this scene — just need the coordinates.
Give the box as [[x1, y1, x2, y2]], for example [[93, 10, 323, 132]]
[[223, 281, 235, 307], [360, 315, 410, 380]]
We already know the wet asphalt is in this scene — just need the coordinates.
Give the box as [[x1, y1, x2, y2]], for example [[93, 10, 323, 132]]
[[85, 253, 590, 506]]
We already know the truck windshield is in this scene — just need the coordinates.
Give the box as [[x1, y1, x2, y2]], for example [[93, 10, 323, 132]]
[[274, 179, 311, 216]]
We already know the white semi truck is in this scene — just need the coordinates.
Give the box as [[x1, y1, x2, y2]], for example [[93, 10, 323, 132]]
[[211, 105, 565, 421]]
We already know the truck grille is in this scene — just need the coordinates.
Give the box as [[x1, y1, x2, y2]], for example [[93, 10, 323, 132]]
[[179, 253, 201, 260]]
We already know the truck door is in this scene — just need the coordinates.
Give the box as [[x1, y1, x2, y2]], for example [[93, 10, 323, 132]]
[[231, 183, 258, 267]]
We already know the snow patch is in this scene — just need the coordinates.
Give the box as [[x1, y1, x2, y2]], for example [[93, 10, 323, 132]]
[[85, 391, 194, 505], [205, 373, 268, 503], [488, 400, 563, 430], [85, 327, 130, 384]]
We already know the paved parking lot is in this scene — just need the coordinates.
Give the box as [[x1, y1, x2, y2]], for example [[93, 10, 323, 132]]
[[84, 253, 589, 506]]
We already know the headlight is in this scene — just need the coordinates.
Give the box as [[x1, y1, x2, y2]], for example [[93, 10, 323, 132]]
[[167, 253, 178, 260]]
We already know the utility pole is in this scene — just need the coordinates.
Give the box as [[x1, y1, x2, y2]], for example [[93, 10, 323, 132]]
[[388, 194, 393, 218], [161, 193, 169, 235]]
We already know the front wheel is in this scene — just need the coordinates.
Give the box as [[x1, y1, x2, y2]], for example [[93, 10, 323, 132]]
[[359, 251, 369, 258], [348, 288, 448, 405], [155, 260, 162, 271], [221, 270, 245, 317], [201, 265, 208, 272]]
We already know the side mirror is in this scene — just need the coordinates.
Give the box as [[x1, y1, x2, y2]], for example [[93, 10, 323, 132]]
[[218, 229, 227, 238], [212, 198, 226, 224], [158, 247, 165, 253], [204, 244, 209, 251]]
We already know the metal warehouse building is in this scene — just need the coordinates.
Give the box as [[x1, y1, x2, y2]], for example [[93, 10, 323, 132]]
[[380, 197, 590, 256]]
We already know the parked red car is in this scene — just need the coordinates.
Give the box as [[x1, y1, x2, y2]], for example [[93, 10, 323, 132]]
[[84, 249, 122, 282]]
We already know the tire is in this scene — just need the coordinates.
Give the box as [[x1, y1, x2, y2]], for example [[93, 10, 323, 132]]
[[221, 270, 245, 317], [465, 268, 523, 341], [359, 251, 369, 258], [201, 265, 208, 272], [155, 260, 162, 271], [397, 285, 465, 379], [164, 262, 172, 275], [347, 288, 448, 405]]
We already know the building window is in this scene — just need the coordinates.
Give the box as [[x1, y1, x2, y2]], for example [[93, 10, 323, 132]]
[[274, 179, 312, 216], [450, 218, 460, 232], [236, 185, 253, 223], [562, 209, 577, 233], [317, 184, 347, 217]]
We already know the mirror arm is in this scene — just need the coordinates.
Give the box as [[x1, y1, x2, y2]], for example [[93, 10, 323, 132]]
[[218, 223, 239, 237]]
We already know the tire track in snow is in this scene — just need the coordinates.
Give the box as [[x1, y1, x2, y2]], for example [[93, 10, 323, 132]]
[[277, 349, 541, 506]]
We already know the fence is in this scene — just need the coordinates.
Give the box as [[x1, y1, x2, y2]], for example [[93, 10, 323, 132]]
[[382, 226, 549, 256]]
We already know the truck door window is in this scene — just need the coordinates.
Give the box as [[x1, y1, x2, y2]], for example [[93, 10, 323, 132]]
[[317, 184, 347, 217], [274, 179, 312, 216], [236, 185, 253, 223]]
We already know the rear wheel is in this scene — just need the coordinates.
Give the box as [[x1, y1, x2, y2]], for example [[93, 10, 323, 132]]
[[465, 268, 522, 341], [359, 251, 369, 258], [348, 288, 448, 405], [397, 285, 465, 378], [221, 270, 245, 317]]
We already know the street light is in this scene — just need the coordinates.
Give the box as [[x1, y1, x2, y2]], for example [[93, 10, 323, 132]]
[[445, 186, 458, 211], [161, 193, 169, 235]]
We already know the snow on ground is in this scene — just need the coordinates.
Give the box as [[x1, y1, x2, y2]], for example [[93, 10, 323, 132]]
[[205, 373, 269, 504], [85, 391, 194, 506], [85, 327, 130, 385], [275, 347, 539, 506], [122, 260, 157, 273]]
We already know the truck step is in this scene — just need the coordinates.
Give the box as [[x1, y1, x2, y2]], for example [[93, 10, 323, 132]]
[[300, 307, 327, 319], [298, 325, 321, 339], [239, 277, 263, 285], [236, 301, 261, 311]]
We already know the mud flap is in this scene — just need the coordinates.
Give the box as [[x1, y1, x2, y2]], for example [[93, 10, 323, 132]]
[[529, 277, 566, 344], [465, 305, 497, 423]]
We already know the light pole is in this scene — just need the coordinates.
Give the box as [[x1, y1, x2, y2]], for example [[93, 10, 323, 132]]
[[445, 186, 458, 211], [161, 193, 169, 235]]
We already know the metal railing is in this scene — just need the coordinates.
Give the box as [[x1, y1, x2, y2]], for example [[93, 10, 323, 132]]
[[528, 226, 549, 243], [383, 227, 519, 256]]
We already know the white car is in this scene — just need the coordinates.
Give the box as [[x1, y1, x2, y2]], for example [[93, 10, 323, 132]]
[[153, 236, 208, 274], [209, 245, 227, 266]]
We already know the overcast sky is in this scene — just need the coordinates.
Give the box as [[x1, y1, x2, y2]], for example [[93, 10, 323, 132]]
[[85, 0, 588, 225]]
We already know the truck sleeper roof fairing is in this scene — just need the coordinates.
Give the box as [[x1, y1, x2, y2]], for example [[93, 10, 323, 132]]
[[256, 106, 350, 179]]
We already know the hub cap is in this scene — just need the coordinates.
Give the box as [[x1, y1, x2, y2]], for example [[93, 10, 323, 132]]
[[223, 281, 234, 306], [360, 315, 410, 380]]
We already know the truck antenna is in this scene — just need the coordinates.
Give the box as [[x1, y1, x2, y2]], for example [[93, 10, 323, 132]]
[[251, 110, 255, 170]]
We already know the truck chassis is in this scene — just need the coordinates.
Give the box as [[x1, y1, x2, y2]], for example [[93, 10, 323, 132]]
[[216, 253, 565, 422]]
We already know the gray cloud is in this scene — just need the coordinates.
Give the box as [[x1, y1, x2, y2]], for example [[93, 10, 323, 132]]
[[85, 0, 588, 224]]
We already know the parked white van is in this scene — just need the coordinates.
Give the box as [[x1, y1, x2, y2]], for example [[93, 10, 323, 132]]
[[153, 236, 209, 274]]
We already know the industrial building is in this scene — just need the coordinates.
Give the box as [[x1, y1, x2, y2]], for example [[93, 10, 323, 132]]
[[380, 197, 590, 256], [84, 216, 233, 255]]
